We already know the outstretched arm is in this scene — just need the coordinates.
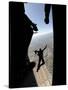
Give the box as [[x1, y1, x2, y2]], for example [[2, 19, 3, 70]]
[[34, 50, 38, 54], [44, 4, 51, 24], [24, 14, 38, 31], [24, 14, 34, 25], [42, 45, 47, 51]]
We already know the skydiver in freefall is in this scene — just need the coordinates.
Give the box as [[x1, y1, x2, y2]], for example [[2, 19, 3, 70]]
[[34, 45, 47, 72]]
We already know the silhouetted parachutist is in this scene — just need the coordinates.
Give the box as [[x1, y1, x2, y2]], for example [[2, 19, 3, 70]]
[[9, 2, 39, 88], [34, 45, 47, 72], [23, 4, 38, 69]]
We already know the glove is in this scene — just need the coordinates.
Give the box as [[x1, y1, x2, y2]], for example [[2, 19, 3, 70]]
[[44, 18, 49, 24]]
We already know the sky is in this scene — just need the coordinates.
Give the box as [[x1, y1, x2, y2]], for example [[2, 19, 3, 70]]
[[24, 3, 53, 35]]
